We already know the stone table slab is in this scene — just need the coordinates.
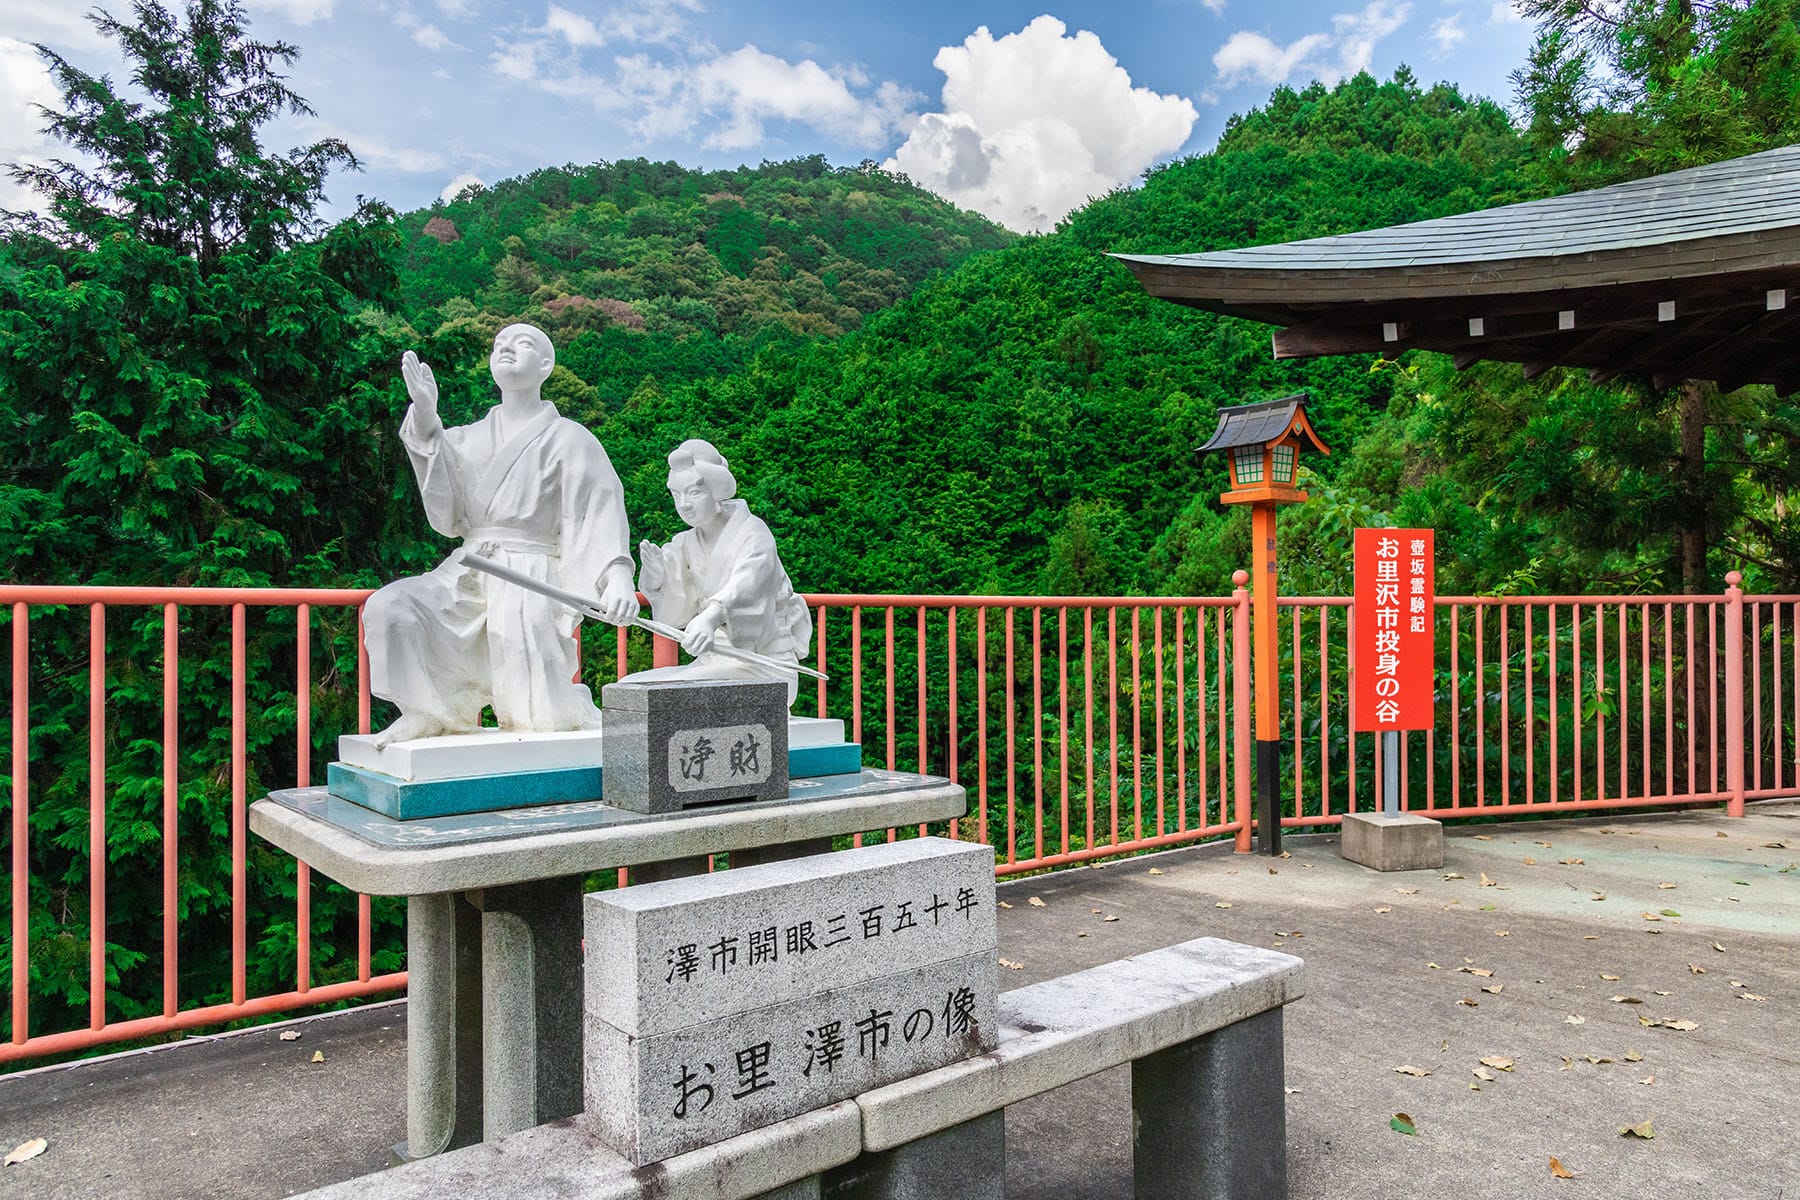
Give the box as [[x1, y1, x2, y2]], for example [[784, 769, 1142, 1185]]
[[249, 770, 966, 896]]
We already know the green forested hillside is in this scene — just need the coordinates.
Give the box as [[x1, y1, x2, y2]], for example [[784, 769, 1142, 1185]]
[[522, 73, 1539, 598], [392, 156, 1012, 408]]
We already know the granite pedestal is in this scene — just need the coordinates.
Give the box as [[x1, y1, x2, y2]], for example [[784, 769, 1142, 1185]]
[[250, 769, 967, 1160]]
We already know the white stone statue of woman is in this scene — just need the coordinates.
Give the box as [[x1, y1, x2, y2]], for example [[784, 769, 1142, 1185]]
[[621, 440, 813, 706], [365, 323, 640, 746]]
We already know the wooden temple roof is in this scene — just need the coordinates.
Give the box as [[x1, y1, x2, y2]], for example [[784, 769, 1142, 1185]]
[[1115, 145, 1800, 393]]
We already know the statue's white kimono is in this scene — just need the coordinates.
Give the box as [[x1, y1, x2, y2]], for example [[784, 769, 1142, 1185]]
[[630, 499, 812, 705], [365, 401, 631, 731]]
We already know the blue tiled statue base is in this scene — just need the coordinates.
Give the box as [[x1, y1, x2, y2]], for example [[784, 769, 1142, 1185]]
[[328, 742, 863, 820]]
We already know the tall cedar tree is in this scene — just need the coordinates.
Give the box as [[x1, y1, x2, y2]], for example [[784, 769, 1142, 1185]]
[[0, 1, 411, 1046]]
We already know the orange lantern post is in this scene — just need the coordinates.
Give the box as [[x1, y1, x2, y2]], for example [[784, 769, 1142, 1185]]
[[1198, 395, 1331, 854]]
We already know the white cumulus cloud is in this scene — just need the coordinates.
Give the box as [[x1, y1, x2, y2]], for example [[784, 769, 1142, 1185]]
[[411, 23, 454, 51], [1429, 16, 1467, 56], [884, 16, 1197, 234], [543, 4, 606, 49], [246, 0, 337, 24], [0, 36, 71, 215], [440, 171, 483, 202], [494, 4, 917, 155], [1214, 1, 1412, 86]]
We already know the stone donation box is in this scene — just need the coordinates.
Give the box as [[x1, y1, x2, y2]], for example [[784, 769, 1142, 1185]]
[[600, 678, 791, 814], [584, 837, 998, 1164]]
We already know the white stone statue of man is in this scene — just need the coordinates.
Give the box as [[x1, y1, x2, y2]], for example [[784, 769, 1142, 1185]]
[[365, 323, 640, 746], [621, 439, 812, 705]]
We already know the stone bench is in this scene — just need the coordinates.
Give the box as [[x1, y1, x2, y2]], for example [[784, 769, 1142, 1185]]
[[291, 936, 1303, 1200]]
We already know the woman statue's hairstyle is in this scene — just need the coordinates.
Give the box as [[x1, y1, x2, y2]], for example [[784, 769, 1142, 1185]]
[[667, 438, 737, 500]]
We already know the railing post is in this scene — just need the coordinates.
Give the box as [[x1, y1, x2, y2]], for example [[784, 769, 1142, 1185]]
[[1231, 571, 1252, 852], [652, 632, 679, 669], [1725, 571, 1746, 817]]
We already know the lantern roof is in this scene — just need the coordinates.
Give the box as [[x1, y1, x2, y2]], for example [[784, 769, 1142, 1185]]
[[1197, 394, 1331, 455]]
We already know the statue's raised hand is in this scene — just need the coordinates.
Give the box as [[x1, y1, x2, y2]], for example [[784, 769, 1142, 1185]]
[[638, 540, 667, 598], [401, 350, 443, 439]]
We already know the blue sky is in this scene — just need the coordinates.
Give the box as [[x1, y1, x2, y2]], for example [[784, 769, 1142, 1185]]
[[0, 0, 1539, 232]]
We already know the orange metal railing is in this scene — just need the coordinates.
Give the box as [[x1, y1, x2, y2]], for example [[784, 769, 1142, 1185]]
[[5, 572, 1782, 1067]]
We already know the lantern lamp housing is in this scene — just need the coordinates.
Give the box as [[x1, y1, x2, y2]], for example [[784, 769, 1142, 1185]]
[[1197, 393, 1332, 507]]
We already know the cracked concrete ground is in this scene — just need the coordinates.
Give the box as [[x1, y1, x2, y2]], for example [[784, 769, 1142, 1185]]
[[3, 801, 1796, 1200]]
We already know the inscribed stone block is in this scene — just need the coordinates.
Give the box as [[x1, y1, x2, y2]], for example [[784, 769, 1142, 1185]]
[[602, 679, 791, 813], [584, 837, 998, 1165], [587, 838, 996, 1036]]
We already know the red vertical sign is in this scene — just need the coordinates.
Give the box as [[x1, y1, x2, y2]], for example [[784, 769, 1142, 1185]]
[[1354, 528, 1435, 731]]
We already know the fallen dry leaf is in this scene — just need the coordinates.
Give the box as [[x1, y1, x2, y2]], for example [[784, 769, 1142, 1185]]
[[1473, 834, 1493, 840], [1591, 893, 1608, 901], [1657, 881, 1677, 889], [1640, 912, 1662, 922], [1027, 896, 1047, 908], [1624, 1050, 1644, 1062], [1584, 1055, 1613, 1065], [1619, 1118, 1656, 1140], [1091, 908, 1102, 914], [278, 1030, 302, 1041], [1566, 1014, 1586, 1025], [1268, 867, 1279, 875], [1549, 1156, 1577, 1180], [1076, 931, 1089, 938], [1215, 902, 1233, 909], [1278, 851, 1292, 859], [1103, 915, 1120, 923], [1522, 857, 1537, 865], [1559, 858, 1584, 865], [1147, 868, 1164, 876], [1472, 1066, 1498, 1081], [1395, 887, 1419, 895], [1479, 1056, 1515, 1071], [1653, 990, 1671, 997], [1390, 1112, 1417, 1136], [1639, 1074, 1656, 1085], [1394, 1065, 1432, 1077], [1374, 906, 1393, 914], [1495, 930, 1511, 937], [310, 1050, 325, 1063], [1458, 997, 1480, 1007], [999, 958, 1025, 970], [998, 901, 1014, 909], [1443, 872, 1465, 880], [1560, 1056, 1573, 1070], [1480, 872, 1497, 887], [1427, 962, 1441, 970], [1601, 973, 1622, 981], [1459, 966, 1495, 977], [1611, 996, 1644, 1004], [1713, 942, 1727, 953], [1688, 964, 1706, 974], [1738, 992, 1768, 1002], [1482, 984, 1504, 994], [4, 1139, 47, 1167]]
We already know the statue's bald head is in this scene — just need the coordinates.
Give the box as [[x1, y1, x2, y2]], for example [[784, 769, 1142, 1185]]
[[490, 323, 555, 394]]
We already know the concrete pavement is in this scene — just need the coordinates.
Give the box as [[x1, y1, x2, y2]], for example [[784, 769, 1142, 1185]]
[[3, 801, 1796, 1199]]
